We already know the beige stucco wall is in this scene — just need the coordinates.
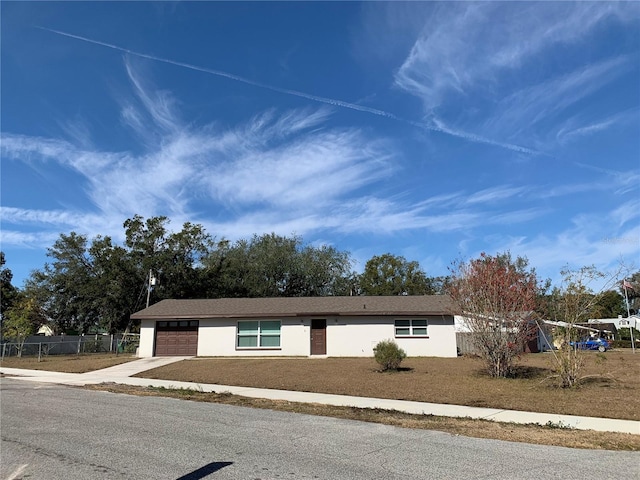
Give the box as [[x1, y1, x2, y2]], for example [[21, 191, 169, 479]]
[[197, 318, 310, 357], [326, 316, 457, 357], [138, 314, 457, 358], [138, 319, 155, 357]]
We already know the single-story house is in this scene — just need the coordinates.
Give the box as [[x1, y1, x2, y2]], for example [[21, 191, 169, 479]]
[[131, 295, 458, 358]]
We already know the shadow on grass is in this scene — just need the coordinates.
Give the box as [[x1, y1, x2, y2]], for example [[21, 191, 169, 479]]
[[375, 367, 415, 373], [510, 366, 552, 379], [472, 366, 552, 379], [578, 376, 617, 387]]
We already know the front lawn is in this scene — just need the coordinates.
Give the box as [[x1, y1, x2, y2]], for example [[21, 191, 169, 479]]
[[136, 351, 640, 420], [0, 353, 137, 373]]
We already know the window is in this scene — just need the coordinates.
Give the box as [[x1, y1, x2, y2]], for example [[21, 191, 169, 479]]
[[237, 320, 281, 348], [395, 319, 428, 337], [156, 320, 198, 331]]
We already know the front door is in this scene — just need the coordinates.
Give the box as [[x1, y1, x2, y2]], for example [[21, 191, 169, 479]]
[[310, 319, 326, 355]]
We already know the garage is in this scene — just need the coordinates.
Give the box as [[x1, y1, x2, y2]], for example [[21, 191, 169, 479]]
[[154, 320, 199, 356]]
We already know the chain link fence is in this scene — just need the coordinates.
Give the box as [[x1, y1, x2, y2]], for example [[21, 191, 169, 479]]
[[1, 334, 140, 360]]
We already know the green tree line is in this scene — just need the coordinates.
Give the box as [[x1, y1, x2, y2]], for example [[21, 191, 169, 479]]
[[1, 216, 442, 335], [1, 216, 637, 338]]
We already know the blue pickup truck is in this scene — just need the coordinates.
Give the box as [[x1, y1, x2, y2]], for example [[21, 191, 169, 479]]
[[570, 337, 610, 352]]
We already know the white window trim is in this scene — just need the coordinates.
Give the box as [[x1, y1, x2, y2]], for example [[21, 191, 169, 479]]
[[236, 320, 282, 349], [394, 318, 429, 338]]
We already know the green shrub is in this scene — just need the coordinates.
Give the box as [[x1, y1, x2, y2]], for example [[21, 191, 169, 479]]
[[81, 338, 104, 353], [618, 327, 639, 341], [610, 340, 637, 349], [123, 341, 139, 353], [373, 339, 407, 371]]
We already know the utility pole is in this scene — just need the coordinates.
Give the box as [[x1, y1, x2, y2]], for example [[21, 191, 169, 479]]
[[146, 269, 157, 308], [622, 279, 635, 353]]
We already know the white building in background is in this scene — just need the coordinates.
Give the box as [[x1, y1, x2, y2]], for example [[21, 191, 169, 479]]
[[36, 325, 55, 336], [588, 315, 640, 332]]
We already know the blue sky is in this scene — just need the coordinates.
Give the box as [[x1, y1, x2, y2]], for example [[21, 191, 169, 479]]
[[2, 2, 639, 289]]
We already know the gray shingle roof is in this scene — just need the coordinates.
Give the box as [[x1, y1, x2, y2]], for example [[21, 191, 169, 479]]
[[131, 295, 456, 320]]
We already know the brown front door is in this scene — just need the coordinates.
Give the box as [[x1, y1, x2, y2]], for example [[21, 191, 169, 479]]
[[310, 319, 326, 355]]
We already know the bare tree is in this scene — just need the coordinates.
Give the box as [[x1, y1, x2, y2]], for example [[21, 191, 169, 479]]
[[448, 252, 540, 378], [544, 265, 623, 388]]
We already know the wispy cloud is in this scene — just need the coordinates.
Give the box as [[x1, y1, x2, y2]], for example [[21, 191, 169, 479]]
[[0, 126, 557, 253], [204, 126, 394, 209], [484, 208, 547, 227], [57, 116, 94, 149], [123, 57, 181, 133], [394, 3, 638, 109], [609, 199, 640, 228], [0, 206, 125, 248], [0, 229, 61, 249], [6, 87, 627, 248], [556, 109, 639, 144], [496, 207, 640, 285], [1, 134, 84, 166], [37, 26, 540, 155], [3, 27, 637, 282], [485, 56, 633, 138], [393, 3, 640, 150], [572, 164, 640, 196], [1, 61, 404, 246], [465, 186, 527, 205], [0, 206, 93, 226]]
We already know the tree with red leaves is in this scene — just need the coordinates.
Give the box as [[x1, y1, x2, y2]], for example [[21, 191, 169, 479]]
[[448, 252, 541, 378]]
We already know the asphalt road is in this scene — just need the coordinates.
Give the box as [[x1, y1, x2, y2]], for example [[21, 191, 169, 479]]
[[1, 378, 638, 480]]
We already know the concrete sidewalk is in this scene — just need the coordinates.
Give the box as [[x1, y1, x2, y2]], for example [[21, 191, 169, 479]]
[[2, 358, 638, 435]]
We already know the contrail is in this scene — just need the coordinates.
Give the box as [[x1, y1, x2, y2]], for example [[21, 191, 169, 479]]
[[36, 27, 399, 120], [37, 26, 539, 155]]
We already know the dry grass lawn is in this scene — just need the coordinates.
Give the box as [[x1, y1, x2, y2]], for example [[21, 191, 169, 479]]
[[0, 353, 137, 373], [135, 351, 640, 420]]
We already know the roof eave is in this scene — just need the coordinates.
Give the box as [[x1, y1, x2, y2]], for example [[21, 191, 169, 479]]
[[131, 311, 454, 320]]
